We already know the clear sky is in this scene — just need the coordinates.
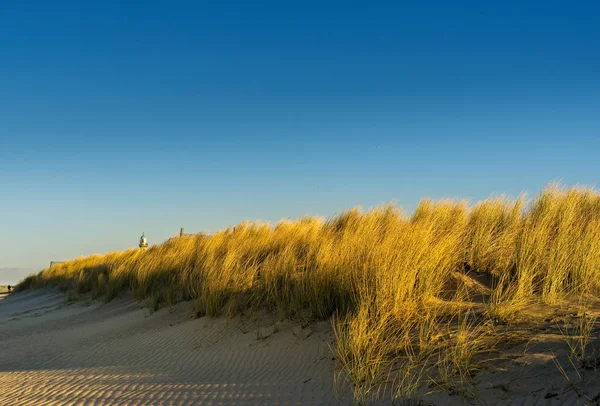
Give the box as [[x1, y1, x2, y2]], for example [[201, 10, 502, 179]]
[[1, 1, 599, 281]]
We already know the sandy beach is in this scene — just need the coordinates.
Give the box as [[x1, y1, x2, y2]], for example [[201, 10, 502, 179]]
[[0, 290, 344, 405], [2, 289, 600, 405]]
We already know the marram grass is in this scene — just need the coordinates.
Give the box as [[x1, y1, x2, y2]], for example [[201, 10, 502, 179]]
[[16, 183, 600, 403]]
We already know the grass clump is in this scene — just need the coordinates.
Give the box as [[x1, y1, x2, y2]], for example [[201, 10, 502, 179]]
[[15, 183, 600, 403]]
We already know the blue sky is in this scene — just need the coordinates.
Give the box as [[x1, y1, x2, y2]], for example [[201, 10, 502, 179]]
[[1, 1, 599, 279]]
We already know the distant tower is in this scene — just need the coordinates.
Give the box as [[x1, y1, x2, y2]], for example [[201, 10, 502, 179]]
[[139, 233, 148, 249]]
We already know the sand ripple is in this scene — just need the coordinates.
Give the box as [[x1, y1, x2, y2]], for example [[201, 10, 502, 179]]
[[0, 290, 343, 405]]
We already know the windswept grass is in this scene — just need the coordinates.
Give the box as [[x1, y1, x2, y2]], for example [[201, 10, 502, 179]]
[[16, 183, 600, 403]]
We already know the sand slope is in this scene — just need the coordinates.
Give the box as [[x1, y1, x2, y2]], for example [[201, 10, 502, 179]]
[[2, 290, 600, 405], [0, 290, 344, 405]]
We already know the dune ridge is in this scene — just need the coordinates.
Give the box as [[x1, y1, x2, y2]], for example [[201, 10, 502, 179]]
[[12, 183, 600, 404]]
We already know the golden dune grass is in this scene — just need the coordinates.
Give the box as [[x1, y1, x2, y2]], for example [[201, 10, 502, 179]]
[[17, 183, 600, 403]]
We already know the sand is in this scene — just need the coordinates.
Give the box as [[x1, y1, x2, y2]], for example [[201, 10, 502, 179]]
[[1, 290, 600, 405], [0, 289, 344, 405]]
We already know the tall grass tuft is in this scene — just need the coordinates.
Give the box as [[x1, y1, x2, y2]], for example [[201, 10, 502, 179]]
[[17, 183, 600, 402]]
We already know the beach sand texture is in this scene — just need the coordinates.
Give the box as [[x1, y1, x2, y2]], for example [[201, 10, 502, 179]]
[[2, 290, 600, 405], [0, 289, 343, 405]]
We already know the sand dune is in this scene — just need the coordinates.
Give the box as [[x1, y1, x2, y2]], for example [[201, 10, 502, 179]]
[[0, 290, 345, 405], [2, 290, 600, 405]]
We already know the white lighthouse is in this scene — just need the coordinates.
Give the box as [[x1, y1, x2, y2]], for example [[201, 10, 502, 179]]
[[139, 233, 148, 249]]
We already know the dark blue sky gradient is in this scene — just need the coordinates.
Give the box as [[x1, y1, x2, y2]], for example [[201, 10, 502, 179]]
[[1, 1, 599, 275]]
